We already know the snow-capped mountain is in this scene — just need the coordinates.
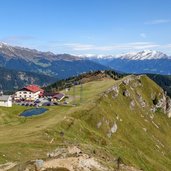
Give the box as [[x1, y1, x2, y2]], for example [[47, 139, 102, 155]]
[[115, 50, 170, 60], [84, 50, 170, 60], [87, 50, 171, 75]]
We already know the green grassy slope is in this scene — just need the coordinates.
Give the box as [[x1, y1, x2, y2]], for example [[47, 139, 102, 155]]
[[0, 75, 171, 171], [78, 77, 171, 170], [0, 79, 115, 164], [52, 75, 171, 170]]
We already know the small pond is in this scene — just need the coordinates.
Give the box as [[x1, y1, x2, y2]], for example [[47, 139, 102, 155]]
[[20, 108, 48, 117]]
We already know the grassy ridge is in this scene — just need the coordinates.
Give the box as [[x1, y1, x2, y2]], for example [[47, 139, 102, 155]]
[[50, 75, 171, 170], [0, 75, 171, 171]]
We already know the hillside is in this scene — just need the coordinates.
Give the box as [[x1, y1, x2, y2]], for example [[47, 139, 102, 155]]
[[45, 70, 171, 99], [0, 73, 171, 170], [0, 42, 108, 79], [0, 67, 56, 92], [45, 70, 123, 92]]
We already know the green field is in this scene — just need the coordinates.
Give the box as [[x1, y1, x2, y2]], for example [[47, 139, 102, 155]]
[[0, 76, 171, 171], [0, 79, 115, 164]]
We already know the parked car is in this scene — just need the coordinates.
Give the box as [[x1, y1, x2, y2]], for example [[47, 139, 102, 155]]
[[34, 99, 41, 103], [53, 102, 59, 105], [42, 102, 51, 106]]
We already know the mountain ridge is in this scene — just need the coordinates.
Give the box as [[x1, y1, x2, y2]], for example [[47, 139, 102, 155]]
[[0, 42, 81, 61], [82, 50, 171, 60], [85, 50, 171, 75], [0, 42, 109, 79]]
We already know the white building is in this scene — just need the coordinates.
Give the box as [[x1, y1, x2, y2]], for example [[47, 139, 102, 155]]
[[0, 95, 12, 107], [14, 85, 44, 101]]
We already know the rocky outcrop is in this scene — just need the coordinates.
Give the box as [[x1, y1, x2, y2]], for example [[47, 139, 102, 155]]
[[166, 97, 171, 118], [122, 77, 133, 85], [106, 85, 119, 99], [123, 90, 130, 97], [151, 91, 171, 118], [130, 100, 135, 110], [107, 122, 118, 138], [136, 92, 146, 108], [16, 146, 109, 171]]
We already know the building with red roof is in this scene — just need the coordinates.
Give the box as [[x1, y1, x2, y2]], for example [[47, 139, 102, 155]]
[[14, 85, 44, 101]]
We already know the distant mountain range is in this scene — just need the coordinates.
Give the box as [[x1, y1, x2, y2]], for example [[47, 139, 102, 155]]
[[0, 42, 108, 79], [85, 50, 171, 75], [1, 42, 171, 77], [1, 42, 171, 92]]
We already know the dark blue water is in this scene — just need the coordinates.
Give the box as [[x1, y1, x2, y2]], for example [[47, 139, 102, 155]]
[[20, 108, 48, 117]]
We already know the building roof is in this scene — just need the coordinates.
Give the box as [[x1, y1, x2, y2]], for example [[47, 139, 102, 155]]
[[53, 93, 65, 100], [44, 92, 65, 100], [21, 85, 44, 93], [0, 95, 11, 101], [44, 92, 57, 97]]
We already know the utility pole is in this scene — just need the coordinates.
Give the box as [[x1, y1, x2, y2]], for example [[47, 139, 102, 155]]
[[80, 81, 83, 104], [73, 82, 76, 105]]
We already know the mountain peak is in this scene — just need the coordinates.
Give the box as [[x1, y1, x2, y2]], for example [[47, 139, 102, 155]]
[[116, 50, 169, 60], [83, 50, 170, 60], [0, 42, 8, 48], [0, 42, 82, 61]]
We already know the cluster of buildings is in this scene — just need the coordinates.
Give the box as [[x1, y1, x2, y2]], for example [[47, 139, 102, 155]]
[[0, 85, 65, 107]]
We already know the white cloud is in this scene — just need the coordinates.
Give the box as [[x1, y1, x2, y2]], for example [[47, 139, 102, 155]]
[[165, 44, 171, 48], [145, 19, 171, 25], [128, 42, 159, 49], [63, 43, 95, 51], [61, 42, 159, 51]]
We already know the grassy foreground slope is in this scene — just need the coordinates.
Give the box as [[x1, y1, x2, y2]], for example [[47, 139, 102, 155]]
[[0, 74, 171, 170], [59, 75, 171, 171]]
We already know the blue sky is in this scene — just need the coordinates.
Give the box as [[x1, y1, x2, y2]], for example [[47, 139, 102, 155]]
[[0, 0, 171, 55]]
